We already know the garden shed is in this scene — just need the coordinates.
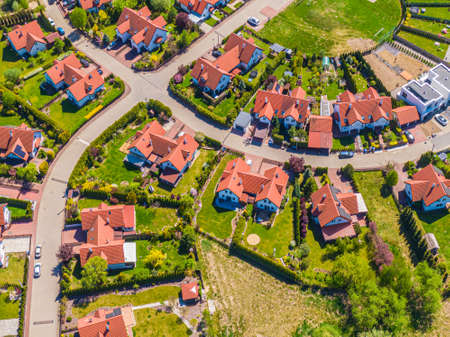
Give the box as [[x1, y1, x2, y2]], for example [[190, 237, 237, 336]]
[[423, 233, 439, 255]]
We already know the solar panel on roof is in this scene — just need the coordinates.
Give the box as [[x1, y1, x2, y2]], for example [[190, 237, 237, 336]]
[[105, 308, 121, 318], [13, 145, 26, 159]]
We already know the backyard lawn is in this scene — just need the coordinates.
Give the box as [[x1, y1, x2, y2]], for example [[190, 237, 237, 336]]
[[414, 7, 450, 21], [332, 136, 355, 151], [353, 73, 368, 92], [133, 308, 191, 337], [244, 187, 293, 258], [397, 30, 448, 59], [407, 19, 447, 35], [0, 253, 26, 286], [259, 0, 401, 54], [353, 171, 411, 264], [197, 154, 237, 239], [0, 292, 20, 319], [136, 206, 179, 232], [19, 72, 59, 109], [0, 114, 26, 127], [71, 285, 180, 318]]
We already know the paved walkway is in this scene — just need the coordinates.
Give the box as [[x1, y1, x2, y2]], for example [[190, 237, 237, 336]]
[[0, 318, 19, 337]]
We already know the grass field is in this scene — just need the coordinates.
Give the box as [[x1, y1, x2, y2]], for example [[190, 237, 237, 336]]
[[196, 154, 237, 239], [414, 7, 450, 21], [136, 206, 179, 232], [0, 114, 26, 127], [71, 285, 180, 318], [397, 30, 448, 59], [133, 308, 191, 337], [19, 72, 59, 109], [0, 253, 26, 286], [259, 0, 401, 54], [0, 292, 20, 319], [199, 239, 342, 336], [406, 19, 447, 35]]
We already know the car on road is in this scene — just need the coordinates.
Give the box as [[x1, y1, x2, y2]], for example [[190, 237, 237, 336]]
[[48, 17, 55, 27], [34, 263, 41, 278], [57, 27, 65, 36], [247, 17, 260, 26], [434, 114, 448, 127], [404, 130, 415, 144], [339, 151, 354, 159], [35, 244, 42, 259]]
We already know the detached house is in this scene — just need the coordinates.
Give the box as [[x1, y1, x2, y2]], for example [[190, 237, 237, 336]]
[[215, 158, 288, 213], [311, 184, 368, 242], [125, 121, 199, 186], [398, 63, 449, 119], [191, 33, 262, 97], [116, 6, 167, 54], [77, 306, 136, 337], [253, 81, 311, 128], [7, 21, 47, 58], [333, 88, 393, 135], [73, 203, 137, 270], [178, 0, 229, 22], [393, 105, 420, 129], [404, 164, 450, 211], [44, 53, 105, 107], [78, 0, 112, 12], [308, 115, 333, 152], [0, 124, 43, 164]]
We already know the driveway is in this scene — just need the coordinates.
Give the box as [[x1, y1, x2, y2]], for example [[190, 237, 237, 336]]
[[0, 318, 19, 337]]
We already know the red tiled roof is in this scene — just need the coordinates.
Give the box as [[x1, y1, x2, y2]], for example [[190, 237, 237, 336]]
[[117, 7, 166, 47], [321, 222, 356, 242], [46, 53, 83, 85], [8, 21, 46, 53], [80, 203, 135, 231], [78, 306, 135, 337], [181, 281, 199, 301], [0, 204, 8, 227], [334, 87, 392, 127], [254, 88, 310, 124], [405, 164, 450, 206], [0, 123, 41, 161], [222, 33, 260, 66], [79, 0, 112, 10], [79, 240, 125, 266], [191, 57, 230, 91], [393, 106, 420, 126], [178, 0, 221, 15], [67, 69, 104, 102], [216, 158, 288, 207], [308, 115, 333, 149]]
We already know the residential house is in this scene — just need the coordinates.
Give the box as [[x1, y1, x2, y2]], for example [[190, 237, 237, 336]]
[[116, 6, 168, 54], [393, 105, 420, 129], [398, 63, 449, 119], [178, 0, 229, 22], [311, 184, 368, 242], [191, 33, 262, 97], [0, 204, 11, 268], [44, 53, 105, 107], [77, 306, 136, 337], [78, 0, 112, 12], [215, 158, 288, 213], [253, 81, 311, 128], [74, 203, 137, 269], [233, 111, 252, 134], [125, 120, 199, 186], [7, 21, 47, 58], [333, 87, 393, 135], [0, 124, 43, 164], [181, 280, 200, 303], [404, 164, 450, 211], [308, 115, 333, 152]]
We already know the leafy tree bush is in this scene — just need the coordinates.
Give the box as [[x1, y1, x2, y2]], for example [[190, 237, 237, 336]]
[[384, 169, 398, 187], [179, 225, 196, 254], [81, 256, 108, 288], [175, 12, 190, 30], [38, 161, 49, 176], [4, 68, 21, 85], [289, 156, 305, 174], [418, 151, 434, 168], [143, 248, 166, 269], [150, 0, 171, 12], [341, 164, 354, 180], [70, 8, 88, 29]]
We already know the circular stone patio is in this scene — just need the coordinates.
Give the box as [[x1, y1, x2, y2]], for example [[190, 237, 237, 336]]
[[247, 234, 261, 246]]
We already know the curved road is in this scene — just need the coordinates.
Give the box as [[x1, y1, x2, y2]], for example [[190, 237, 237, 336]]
[[27, 1, 449, 336]]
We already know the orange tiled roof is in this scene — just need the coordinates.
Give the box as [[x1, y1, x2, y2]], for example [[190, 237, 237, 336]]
[[254, 88, 311, 124], [117, 7, 166, 47], [222, 33, 260, 66], [181, 281, 199, 301], [405, 164, 450, 206], [334, 88, 392, 127], [308, 115, 333, 149], [46, 53, 83, 85], [178, 0, 221, 15], [79, 0, 112, 10], [393, 106, 420, 126], [0, 123, 41, 161], [67, 69, 104, 102], [216, 158, 288, 207], [8, 21, 46, 53], [191, 58, 230, 91], [0, 204, 8, 227], [160, 133, 199, 172], [78, 306, 135, 337], [80, 203, 135, 231]]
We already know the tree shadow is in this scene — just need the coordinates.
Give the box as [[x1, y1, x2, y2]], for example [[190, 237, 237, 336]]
[[380, 184, 392, 198], [2, 45, 21, 63], [61, 98, 80, 113], [416, 208, 449, 224]]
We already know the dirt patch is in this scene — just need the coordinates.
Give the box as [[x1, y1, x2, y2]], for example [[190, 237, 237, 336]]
[[200, 240, 341, 336], [365, 54, 407, 92], [119, 139, 133, 153], [346, 38, 376, 51], [247, 234, 260, 246], [420, 119, 441, 137]]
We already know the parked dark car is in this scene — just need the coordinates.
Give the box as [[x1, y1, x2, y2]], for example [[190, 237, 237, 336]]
[[404, 130, 415, 144], [80, 58, 89, 68], [339, 151, 354, 159], [434, 114, 448, 127], [212, 49, 222, 57]]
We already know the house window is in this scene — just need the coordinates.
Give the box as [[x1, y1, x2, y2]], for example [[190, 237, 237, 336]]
[[402, 92, 407, 98]]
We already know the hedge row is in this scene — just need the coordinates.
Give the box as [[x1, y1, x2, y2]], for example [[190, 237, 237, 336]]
[[293, 198, 301, 245], [0, 196, 31, 209], [407, 2, 450, 7], [68, 102, 147, 188], [62, 271, 185, 297], [0, 9, 33, 27], [410, 13, 450, 24], [17, 256, 28, 337]]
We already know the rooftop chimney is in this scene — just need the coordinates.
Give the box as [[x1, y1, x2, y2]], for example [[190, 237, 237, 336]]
[[260, 184, 264, 192]]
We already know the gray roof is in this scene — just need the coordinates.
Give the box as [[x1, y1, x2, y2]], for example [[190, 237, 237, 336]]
[[432, 64, 450, 91], [234, 111, 251, 129], [423, 233, 440, 250], [270, 43, 285, 53], [406, 81, 441, 103]]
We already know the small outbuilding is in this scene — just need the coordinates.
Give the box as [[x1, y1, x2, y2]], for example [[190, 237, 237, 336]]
[[423, 233, 440, 255], [181, 281, 200, 303], [233, 111, 252, 133]]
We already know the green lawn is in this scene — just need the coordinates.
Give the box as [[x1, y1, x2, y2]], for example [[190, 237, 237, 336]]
[[0, 114, 26, 127], [133, 308, 191, 337], [102, 24, 117, 41], [353, 171, 411, 263], [197, 154, 237, 239], [407, 19, 447, 35], [332, 136, 355, 151], [173, 149, 215, 195], [19, 72, 59, 109], [397, 30, 448, 59], [0, 292, 20, 320], [415, 7, 450, 21], [9, 206, 28, 218], [48, 82, 122, 135], [71, 285, 180, 318], [415, 209, 450, 264], [136, 206, 179, 232], [77, 198, 107, 210], [205, 17, 218, 27], [353, 73, 368, 92], [0, 253, 26, 286], [259, 0, 401, 54], [244, 187, 293, 258]]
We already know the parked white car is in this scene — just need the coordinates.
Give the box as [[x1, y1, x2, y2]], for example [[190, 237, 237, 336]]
[[34, 263, 41, 278], [48, 17, 55, 27], [247, 17, 260, 26], [35, 244, 42, 259]]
